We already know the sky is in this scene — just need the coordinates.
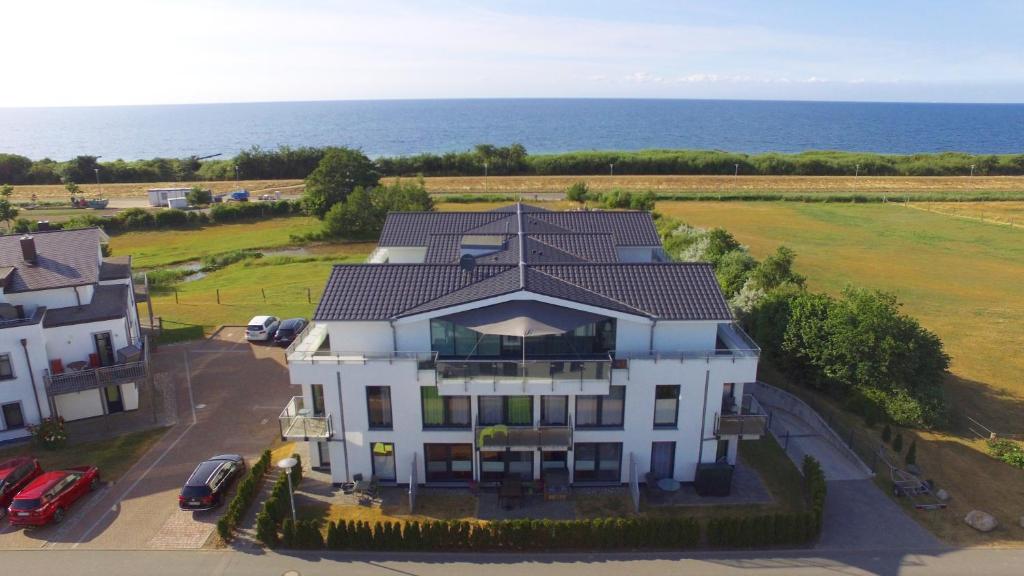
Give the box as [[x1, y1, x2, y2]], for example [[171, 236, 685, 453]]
[[5, 0, 1024, 107]]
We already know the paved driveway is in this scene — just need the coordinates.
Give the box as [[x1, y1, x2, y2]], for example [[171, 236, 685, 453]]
[[0, 328, 293, 550]]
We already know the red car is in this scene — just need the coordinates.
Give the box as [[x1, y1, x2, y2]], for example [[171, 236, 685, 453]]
[[7, 466, 100, 527], [0, 457, 43, 518]]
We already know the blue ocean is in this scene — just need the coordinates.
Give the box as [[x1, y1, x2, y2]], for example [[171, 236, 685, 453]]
[[2, 99, 1024, 160]]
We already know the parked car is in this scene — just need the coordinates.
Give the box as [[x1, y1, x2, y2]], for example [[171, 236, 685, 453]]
[[0, 457, 43, 518], [246, 315, 280, 342], [273, 318, 307, 347], [7, 466, 101, 526], [178, 454, 245, 511]]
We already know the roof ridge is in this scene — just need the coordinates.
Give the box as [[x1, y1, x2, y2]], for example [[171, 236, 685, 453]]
[[395, 267, 521, 318], [526, 267, 654, 317]]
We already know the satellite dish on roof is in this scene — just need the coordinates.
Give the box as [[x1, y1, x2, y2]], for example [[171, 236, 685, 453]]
[[459, 253, 477, 272]]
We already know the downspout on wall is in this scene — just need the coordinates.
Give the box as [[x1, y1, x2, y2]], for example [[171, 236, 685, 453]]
[[20, 338, 47, 422]]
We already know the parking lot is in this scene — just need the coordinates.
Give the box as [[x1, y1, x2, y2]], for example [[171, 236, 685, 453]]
[[0, 328, 294, 550]]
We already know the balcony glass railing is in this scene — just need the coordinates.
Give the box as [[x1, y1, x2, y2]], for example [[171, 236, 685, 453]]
[[279, 396, 332, 439], [715, 394, 768, 436], [475, 416, 573, 449], [435, 357, 611, 382]]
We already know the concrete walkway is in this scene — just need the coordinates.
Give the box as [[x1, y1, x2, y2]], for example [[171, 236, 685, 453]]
[[750, 382, 944, 551]]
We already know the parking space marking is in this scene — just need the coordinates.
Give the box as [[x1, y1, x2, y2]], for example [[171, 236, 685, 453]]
[[41, 484, 112, 549], [71, 422, 195, 549]]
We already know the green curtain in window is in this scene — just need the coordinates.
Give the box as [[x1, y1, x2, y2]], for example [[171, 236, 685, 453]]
[[421, 387, 443, 425], [507, 396, 532, 425]]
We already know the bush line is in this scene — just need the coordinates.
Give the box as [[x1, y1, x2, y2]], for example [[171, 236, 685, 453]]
[[216, 449, 272, 542]]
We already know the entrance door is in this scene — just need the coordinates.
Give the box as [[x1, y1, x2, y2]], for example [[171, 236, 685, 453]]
[[104, 385, 125, 414], [650, 441, 676, 480], [94, 332, 115, 366], [317, 441, 331, 469], [371, 442, 396, 482], [311, 384, 325, 417]]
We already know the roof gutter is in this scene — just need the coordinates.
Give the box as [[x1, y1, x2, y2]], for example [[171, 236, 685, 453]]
[[516, 202, 526, 289]]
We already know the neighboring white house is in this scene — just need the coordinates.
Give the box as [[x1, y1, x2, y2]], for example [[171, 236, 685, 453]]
[[147, 187, 190, 207], [285, 204, 766, 492], [0, 228, 145, 443]]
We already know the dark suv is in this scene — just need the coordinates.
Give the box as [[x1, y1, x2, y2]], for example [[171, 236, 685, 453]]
[[178, 454, 245, 511], [273, 318, 307, 347]]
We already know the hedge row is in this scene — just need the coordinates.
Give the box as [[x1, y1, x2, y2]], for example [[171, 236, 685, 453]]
[[216, 449, 272, 541], [255, 453, 303, 547]]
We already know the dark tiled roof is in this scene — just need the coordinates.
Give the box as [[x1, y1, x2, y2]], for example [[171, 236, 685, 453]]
[[530, 234, 618, 262], [315, 263, 731, 321], [0, 228, 101, 292], [314, 264, 515, 321], [489, 203, 551, 213], [378, 205, 659, 247], [43, 284, 129, 328], [100, 256, 132, 281]]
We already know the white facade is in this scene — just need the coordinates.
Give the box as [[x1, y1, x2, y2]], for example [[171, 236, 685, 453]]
[[0, 236, 143, 443], [286, 294, 761, 487], [147, 187, 190, 207]]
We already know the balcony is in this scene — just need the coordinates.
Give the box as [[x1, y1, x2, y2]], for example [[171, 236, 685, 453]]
[[44, 360, 147, 396], [715, 394, 768, 437], [279, 396, 332, 440], [475, 416, 573, 450]]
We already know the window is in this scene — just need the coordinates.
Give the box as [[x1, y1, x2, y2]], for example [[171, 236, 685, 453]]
[[540, 396, 568, 426], [575, 386, 625, 428], [479, 450, 533, 482], [654, 385, 680, 428], [650, 442, 676, 480], [478, 396, 532, 426], [371, 442, 396, 482], [2, 402, 24, 430], [424, 443, 473, 482], [541, 451, 568, 477], [573, 442, 622, 483], [420, 387, 471, 428], [0, 354, 13, 380], [311, 384, 325, 417], [366, 387, 393, 429]]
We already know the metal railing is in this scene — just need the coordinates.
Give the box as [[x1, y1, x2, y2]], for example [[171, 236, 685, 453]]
[[44, 360, 147, 396], [715, 393, 769, 436], [612, 324, 762, 362], [436, 356, 612, 383], [279, 395, 333, 439], [283, 320, 315, 358], [474, 415, 573, 450]]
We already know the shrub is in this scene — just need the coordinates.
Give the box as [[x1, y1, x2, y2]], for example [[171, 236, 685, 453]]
[[987, 439, 1024, 469], [892, 432, 904, 453], [186, 186, 213, 205], [256, 511, 279, 547], [565, 181, 590, 204], [905, 440, 917, 465], [281, 518, 296, 549], [154, 209, 189, 228], [26, 417, 67, 449], [217, 449, 271, 541]]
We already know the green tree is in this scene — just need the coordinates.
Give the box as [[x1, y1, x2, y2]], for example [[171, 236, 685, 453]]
[[565, 181, 589, 204], [65, 181, 81, 196], [715, 250, 757, 298], [186, 185, 212, 205], [303, 147, 379, 218], [0, 184, 18, 231], [373, 177, 433, 214], [749, 246, 805, 291], [322, 187, 380, 239]]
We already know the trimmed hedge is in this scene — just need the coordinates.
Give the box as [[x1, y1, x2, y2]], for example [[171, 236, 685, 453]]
[[255, 453, 303, 547], [216, 449, 272, 541]]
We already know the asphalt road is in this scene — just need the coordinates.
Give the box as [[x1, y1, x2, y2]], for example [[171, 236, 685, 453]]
[[3, 548, 1023, 576]]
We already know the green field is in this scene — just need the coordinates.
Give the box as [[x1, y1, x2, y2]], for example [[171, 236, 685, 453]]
[[109, 217, 325, 268]]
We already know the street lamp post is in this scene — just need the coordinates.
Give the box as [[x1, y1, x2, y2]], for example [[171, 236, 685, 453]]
[[609, 163, 614, 176], [276, 457, 298, 523], [970, 164, 976, 177], [734, 163, 739, 177], [94, 167, 102, 194], [855, 164, 860, 177], [234, 165, 240, 182]]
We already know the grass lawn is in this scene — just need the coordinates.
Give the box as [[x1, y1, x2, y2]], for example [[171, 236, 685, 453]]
[[146, 248, 372, 332], [110, 216, 328, 268], [0, 427, 168, 483], [8, 179, 304, 201]]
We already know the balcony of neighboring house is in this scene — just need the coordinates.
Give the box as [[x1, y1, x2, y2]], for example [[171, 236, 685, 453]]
[[430, 301, 617, 395], [715, 393, 769, 438], [43, 345, 146, 397], [279, 395, 332, 440], [474, 415, 574, 451]]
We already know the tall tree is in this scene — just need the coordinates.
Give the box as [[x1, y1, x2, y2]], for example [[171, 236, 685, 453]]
[[0, 184, 19, 231], [303, 148, 379, 218]]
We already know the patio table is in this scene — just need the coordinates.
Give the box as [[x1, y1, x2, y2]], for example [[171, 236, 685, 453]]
[[657, 478, 681, 492]]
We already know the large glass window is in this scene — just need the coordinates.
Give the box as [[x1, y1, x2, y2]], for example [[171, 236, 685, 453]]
[[421, 387, 471, 428], [654, 385, 680, 428], [650, 441, 676, 480], [424, 443, 473, 482], [575, 386, 625, 428], [479, 451, 533, 482], [573, 442, 622, 483], [431, 318, 616, 359], [540, 396, 568, 426], [477, 396, 533, 426], [366, 386, 393, 429], [0, 354, 13, 380]]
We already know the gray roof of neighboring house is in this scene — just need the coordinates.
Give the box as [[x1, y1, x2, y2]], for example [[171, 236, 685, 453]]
[[43, 284, 130, 328], [378, 207, 660, 247], [99, 256, 132, 281], [0, 228, 102, 293]]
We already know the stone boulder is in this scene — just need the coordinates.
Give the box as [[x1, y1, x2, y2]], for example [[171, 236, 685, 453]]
[[935, 488, 950, 501], [964, 510, 998, 532]]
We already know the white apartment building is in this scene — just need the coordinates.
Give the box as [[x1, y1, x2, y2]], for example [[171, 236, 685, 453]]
[[0, 228, 145, 443], [284, 204, 765, 490]]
